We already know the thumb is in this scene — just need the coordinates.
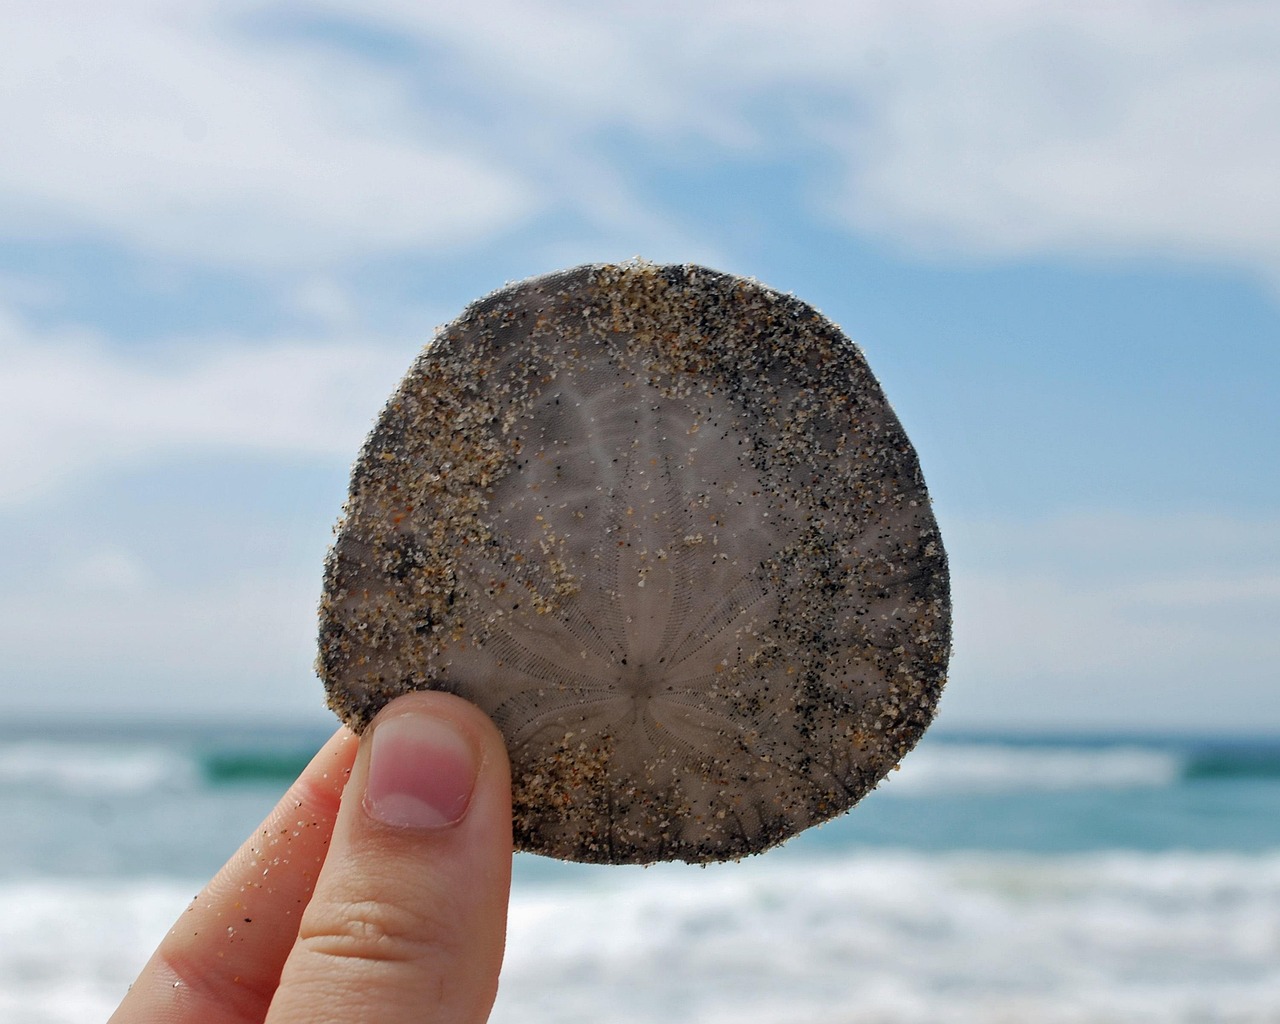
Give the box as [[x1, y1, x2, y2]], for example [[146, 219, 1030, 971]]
[[266, 691, 512, 1024]]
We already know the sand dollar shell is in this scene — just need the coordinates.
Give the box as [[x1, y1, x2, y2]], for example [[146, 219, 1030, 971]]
[[319, 262, 950, 864]]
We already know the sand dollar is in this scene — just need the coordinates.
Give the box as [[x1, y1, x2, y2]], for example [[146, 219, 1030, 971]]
[[318, 262, 950, 864]]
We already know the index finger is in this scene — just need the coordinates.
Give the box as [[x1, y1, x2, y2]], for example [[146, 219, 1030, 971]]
[[110, 727, 358, 1024]]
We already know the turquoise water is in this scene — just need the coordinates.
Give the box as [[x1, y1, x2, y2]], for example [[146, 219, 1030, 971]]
[[3, 723, 1279, 1022]]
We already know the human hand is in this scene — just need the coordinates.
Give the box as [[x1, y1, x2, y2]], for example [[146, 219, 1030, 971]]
[[110, 691, 513, 1024]]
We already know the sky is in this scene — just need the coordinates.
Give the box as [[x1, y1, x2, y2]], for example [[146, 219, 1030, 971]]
[[2, 0, 1277, 734]]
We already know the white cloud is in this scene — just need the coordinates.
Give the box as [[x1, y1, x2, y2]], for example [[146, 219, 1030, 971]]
[[823, 3, 1280, 276], [287, 277, 360, 331], [6, 2, 1278, 278], [0, 1, 536, 268], [329, 0, 1280, 280], [62, 547, 153, 594], [0, 569, 326, 720], [0, 306, 415, 505], [943, 512, 1280, 731]]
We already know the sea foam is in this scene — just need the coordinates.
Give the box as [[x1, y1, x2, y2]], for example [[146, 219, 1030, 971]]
[[0, 741, 197, 796], [8, 850, 1279, 1024], [881, 742, 1183, 795]]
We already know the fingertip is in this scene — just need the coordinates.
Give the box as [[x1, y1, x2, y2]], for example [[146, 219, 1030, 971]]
[[365, 712, 478, 829], [286, 726, 360, 816], [111, 725, 362, 1024], [267, 692, 513, 1023], [368, 692, 512, 776]]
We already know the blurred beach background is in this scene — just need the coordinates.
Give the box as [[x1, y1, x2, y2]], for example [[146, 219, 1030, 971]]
[[4, 725, 1280, 1021], [2, 3, 1278, 1021]]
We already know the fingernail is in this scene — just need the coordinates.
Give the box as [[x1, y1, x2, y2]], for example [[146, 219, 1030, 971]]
[[364, 712, 479, 829]]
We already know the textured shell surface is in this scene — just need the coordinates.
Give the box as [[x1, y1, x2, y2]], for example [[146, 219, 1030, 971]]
[[319, 262, 950, 864]]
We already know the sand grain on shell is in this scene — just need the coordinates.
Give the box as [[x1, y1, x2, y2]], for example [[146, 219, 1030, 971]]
[[318, 262, 951, 864]]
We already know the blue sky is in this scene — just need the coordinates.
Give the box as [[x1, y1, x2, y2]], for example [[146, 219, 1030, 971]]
[[2, 1, 1277, 732]]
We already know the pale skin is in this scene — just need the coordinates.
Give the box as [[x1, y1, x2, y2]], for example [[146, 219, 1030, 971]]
[[110, 691, 514, 1024]]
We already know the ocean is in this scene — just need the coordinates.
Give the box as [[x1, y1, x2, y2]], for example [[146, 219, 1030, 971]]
[[4, 722, 1279, 1023]]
